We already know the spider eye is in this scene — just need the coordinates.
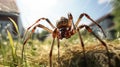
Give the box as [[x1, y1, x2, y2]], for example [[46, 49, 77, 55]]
[[67, 28, 70, 30]]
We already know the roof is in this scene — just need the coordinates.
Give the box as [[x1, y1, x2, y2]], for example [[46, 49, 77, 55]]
[[0, 0, 19, 13], [89, 13, 114, 26]]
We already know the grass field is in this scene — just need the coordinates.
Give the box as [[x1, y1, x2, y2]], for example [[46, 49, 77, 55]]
[[0, 33, 120, 67]]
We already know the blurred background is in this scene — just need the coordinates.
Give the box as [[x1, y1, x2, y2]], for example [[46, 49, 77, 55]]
[[0, 0, 120, 40]]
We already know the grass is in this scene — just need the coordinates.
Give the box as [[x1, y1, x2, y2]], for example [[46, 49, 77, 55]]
[[1, 37, 120, 67]]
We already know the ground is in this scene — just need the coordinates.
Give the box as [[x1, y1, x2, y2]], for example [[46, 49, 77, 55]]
[[0, 38, 120, 67], [33, 40, 120, 67]]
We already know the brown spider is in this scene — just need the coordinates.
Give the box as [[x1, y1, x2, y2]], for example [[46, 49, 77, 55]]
[[23, 13, 111, 67]]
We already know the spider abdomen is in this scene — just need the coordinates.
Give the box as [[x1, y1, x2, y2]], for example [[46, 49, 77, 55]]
[[56, 17, 71, 29]]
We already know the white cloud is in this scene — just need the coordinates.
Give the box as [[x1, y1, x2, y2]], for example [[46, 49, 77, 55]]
[[98, 0, 111, 4]]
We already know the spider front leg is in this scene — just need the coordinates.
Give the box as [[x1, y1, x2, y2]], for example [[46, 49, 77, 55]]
[[78, 25, 112, 67], [22, 24, 53, 64], [23, 24, 53, 45], [75, 13, 106, 37], [50, 37, 60, 67], [57, 38, 60, 67], [27, 18, 55, 30], [49, 38, 55, 67], [23, 18, 55, 41], [49, 28, 60, 67]]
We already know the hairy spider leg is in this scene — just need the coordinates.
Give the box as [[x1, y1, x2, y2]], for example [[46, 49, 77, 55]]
[[23, 24, 53, 45], [28, 18, 55, 30], [77, 28, 87, 67], [22, 24, 53, 64], [23, 17, 57, 67], [49, 38, 55, 67], [49, 28, 59, 67], [78, 25, 111, 67], [75, 13, 106, 37], [23, 18, 55, 41], [57, 38, 60, 67], [23, 17, 55, 45]]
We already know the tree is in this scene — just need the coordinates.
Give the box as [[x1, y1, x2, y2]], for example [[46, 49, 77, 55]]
[[36, 30, 49, 41], [112, 0, 120, 32]]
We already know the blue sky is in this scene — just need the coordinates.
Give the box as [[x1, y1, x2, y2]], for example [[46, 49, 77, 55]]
[[16, 0, 112, 31]]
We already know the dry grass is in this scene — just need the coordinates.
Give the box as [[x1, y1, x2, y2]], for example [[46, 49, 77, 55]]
[[21, 39, 120, 67], [0, 35, 120, 67]]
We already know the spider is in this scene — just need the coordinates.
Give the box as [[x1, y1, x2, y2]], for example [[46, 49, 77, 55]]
[[23, 13, 111, 67]]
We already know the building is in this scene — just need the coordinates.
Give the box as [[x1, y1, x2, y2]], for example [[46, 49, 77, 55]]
[[89, 13, 116, 40], [0, 0, 24, 38]]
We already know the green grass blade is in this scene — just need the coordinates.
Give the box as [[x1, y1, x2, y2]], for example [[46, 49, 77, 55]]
[[7, 30, 15, 55], [8, 17, 19, 34]]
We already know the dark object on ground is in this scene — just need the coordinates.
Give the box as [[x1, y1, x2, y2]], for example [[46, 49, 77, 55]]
[[59, 45, 120, 67]]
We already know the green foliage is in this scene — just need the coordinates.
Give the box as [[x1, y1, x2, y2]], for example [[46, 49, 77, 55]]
[[8, 17, 19, 34], [7, 30, 15, 59], [40, 30, 49, 36], [112, 0, 120, 32], [35, 30, 49, 42], [0, 18, 21, 66]]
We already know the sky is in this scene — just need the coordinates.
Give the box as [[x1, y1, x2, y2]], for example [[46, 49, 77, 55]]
[[16, 0, 112, 31]]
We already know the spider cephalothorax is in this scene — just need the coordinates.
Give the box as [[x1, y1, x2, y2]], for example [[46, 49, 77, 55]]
[[23, 13, 111, 67]]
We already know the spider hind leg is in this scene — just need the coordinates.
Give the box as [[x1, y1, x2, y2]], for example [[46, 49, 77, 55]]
[[78, 25, 111, 67]]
